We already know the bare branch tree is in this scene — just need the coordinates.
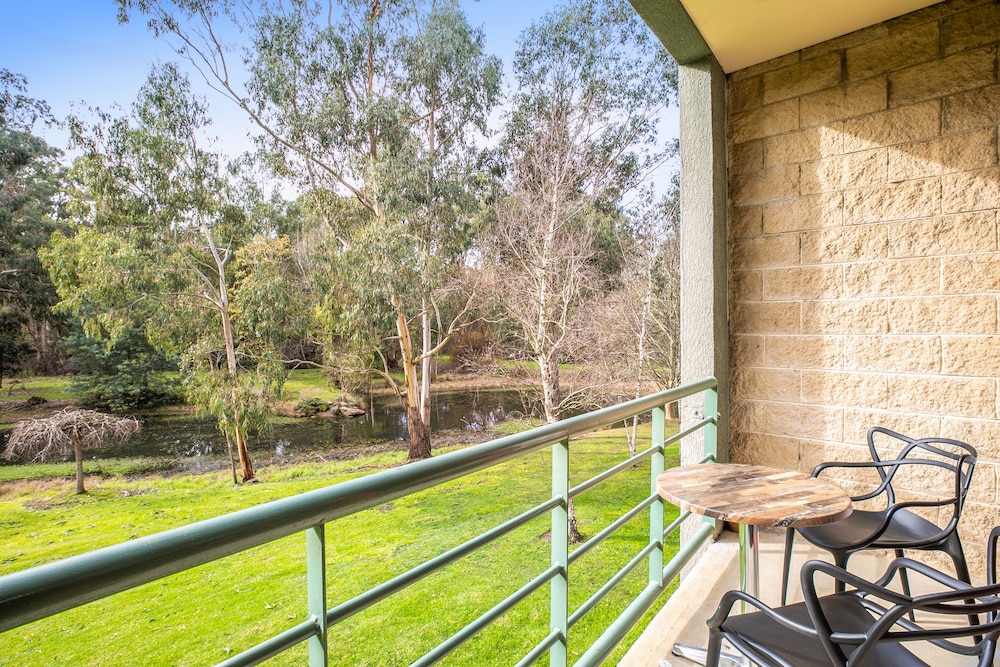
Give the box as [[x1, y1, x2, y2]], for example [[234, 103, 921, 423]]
[[3, 408, 142, 493]]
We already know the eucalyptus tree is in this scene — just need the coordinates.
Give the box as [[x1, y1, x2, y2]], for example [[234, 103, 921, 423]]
[[42, 64, 302, 484], [118, 0, 501, 460], [0, 70, 66, 376], [484, 0, 676, 423]]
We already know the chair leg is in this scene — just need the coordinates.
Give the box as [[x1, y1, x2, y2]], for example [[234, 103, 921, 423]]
[[895, 549, 916, 622], [943, 535, 980, 638], [833, 551, 851, 593], [781, 528, 795, 605], [706, 626, 724, 667]]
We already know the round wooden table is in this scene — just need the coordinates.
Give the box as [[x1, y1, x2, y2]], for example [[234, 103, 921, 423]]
[[656, 463, 852, 666]]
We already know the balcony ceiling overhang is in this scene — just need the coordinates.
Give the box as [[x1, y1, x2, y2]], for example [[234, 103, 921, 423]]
[[630, 0, 947, 73]]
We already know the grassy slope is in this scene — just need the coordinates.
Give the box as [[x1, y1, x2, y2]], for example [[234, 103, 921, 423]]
[[0, 424, 681, 666]]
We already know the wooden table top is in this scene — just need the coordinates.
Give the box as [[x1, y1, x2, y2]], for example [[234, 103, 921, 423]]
[[655, 463, 853, 528]]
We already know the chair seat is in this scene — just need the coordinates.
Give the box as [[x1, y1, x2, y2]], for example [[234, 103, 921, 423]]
[[797, 508, 945, 551], [722, 595, 932, 667]]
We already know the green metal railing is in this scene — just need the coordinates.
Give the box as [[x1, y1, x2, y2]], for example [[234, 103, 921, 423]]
[[0, 378, 720, 666]]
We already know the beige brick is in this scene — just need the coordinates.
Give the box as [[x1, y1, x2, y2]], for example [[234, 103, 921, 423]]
[[731, 233, 800, 270], [735, 52, 802, 80], [842, 258, 941, 297], [801, 148, 888, 195], [765, 127, 843, 168], [731, 99, 800, 144], [731, 334, 765, 367], [801, 370, 889, 409], [888, 374, 997, 418], [890, 47, 998, 108], [888, 213, 999, 258], [731, 301, 801, 334], [730, 431, 802, 469], [731, 399, 766, 434], [943, 416, 1000, 461], [802, 299, 890, 334], [764, 335, 843, 368], [889, 129, 998, 182], [801, 225, 888, 264], [763, 193, 844, 234], [942, 167, 1000, 214], [963, 467, 997, 507], [846, 22, 940, 81], [942, 2, 1000, 54], [803, 21, 890, 62], [763, 401, 844, 441], [841, 101, 941, 153], [800, 441, 873, 475], [842, 409, 942, 445], [730, 75, 763, 113], [943, 84, 1000, 133], [942, 253, 1000, 294], [731, 165, 799, 206], [763, 52, 843, 105], [732, 367, 800, 402], [844, 335, 942, 374], [731, 270, 763, 302], [730, 205, 764, 239], [763, 265, 843, 300], [800, 77, 888, 127], [943, 336, 1000, 377], [890, 296, 998, 334], [844, 178, 941, 224], [730, 140, 764, 175]]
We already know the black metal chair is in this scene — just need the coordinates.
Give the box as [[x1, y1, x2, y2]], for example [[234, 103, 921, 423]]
[[780, 427, 977, 606], [707, 527, 1000, 667]]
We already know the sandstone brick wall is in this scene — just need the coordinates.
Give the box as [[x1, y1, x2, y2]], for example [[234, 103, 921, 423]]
[[727, 0, 1000, 571]]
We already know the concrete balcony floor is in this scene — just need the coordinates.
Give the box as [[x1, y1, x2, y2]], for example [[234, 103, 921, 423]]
[[620, 529, 984, 667]]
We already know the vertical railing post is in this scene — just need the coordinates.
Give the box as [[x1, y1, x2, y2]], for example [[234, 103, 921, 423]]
[[307, 525, 328, 667], [702, 385, 720, 533], [550, 437, 570, 667], [648, 405, 666, 587], [703, 384, 718, 462]]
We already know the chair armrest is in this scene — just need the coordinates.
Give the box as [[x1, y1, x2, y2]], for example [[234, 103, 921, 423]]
[[810, 460, 894, 503]]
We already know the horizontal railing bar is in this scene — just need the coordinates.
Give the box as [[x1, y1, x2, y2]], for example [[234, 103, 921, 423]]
[[215, 617, 320, 667], [513, 628, 563, 667], [662, 522, 716, 585], [328, 497, 561, 625], [569, 445, 657, 499], [568, 541, 658, 629], [409, 564, 563, 667], [572, 522, 716, 667], [0, 377, 715, 633], [568, 496, 657, 566], [665, 416, 715, 447], [663, 510, 693, 541]]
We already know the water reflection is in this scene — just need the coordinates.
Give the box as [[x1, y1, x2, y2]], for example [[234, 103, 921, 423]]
[[89, 389, 534, 461]]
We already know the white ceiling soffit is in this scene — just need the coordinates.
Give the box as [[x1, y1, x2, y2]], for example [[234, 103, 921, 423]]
[[678, 0, 947, 73]]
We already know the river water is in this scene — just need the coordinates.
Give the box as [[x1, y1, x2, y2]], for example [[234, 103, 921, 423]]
[[90, 389, 535, 462]]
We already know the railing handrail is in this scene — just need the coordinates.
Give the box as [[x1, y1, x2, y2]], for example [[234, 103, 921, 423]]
[[0, 376, 720, 665]]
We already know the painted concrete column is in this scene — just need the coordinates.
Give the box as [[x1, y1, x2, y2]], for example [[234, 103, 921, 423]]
[[679, 55, 729, 471], [678, 55, 730, 572]]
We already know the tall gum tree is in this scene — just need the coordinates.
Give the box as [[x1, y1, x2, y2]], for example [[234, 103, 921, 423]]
[[0, 70, 67, 377], [118, 0, 501, 460], [42, 65, 301, 483], [486, 0, 677, 423]]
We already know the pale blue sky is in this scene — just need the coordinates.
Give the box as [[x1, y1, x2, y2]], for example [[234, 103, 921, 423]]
[[0, 1, 566, 156]]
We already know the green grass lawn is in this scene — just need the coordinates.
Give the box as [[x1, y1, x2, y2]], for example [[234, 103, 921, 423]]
[[0, 424, 681, 666], [0, 376, 71, 402]]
